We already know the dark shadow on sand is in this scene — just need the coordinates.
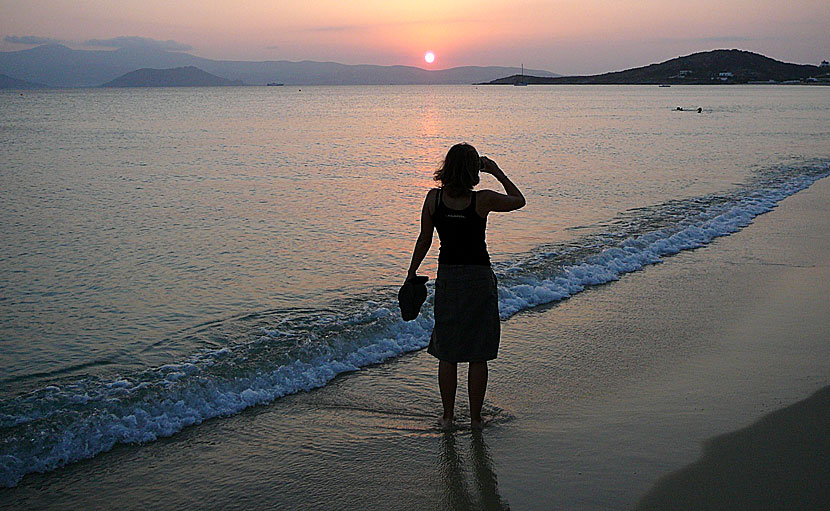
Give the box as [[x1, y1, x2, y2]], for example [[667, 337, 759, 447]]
[[636, 385, 830, 511], [439, 432, 510, 510]]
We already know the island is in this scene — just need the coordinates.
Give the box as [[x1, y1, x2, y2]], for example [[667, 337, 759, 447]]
[[0, 73, 47, 89], [100, 66, 244, 87], [483, 50, 830, 85]]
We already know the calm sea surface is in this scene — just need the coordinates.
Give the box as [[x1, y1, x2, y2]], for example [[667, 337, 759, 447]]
[[1, 84, 828, 486]]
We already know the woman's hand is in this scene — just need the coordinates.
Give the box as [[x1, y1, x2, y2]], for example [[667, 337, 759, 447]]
[[476, 156, 526, 213], [480, 156, 505, 178]]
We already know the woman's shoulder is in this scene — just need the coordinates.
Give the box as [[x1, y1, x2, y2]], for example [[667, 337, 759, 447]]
[[474, 189, 498, 205], [472, 189, 491, 217], [425, 187, 440, 215]]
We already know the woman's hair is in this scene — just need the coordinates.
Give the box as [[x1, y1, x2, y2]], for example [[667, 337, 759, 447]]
[[433, 143, 481, 197]]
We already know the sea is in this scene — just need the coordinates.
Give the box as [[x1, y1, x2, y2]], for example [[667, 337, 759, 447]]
[[1, 84, 828, 489]]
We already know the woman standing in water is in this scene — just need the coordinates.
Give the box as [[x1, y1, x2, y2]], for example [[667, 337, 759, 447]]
[[407, 143, 526, 430]]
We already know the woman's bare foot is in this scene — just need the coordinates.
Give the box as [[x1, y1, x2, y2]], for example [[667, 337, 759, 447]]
[[439, 416, 455, 431]]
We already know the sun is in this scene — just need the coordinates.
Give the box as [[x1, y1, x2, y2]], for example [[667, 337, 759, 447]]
[[424, 51, 435, 64]]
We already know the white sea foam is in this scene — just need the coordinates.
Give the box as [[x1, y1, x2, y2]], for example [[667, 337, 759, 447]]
[[1, 163, 828, 488]]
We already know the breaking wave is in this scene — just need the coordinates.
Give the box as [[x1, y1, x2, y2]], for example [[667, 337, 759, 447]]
[[1, 160, 828, 487]]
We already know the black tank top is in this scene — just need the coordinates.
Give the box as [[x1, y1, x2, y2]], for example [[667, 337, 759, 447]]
[[432, 188, 490, 266]]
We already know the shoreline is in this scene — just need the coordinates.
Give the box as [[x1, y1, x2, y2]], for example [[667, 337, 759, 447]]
[[2, 177, 829, 509], [491, 175, 830, 509], [636, 385, 830, 510]]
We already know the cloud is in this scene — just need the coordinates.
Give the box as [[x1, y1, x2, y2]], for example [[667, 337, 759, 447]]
[[305, 24, 371, 33], [84, 36, 192, 51], [296, 18, 480, 34], [4, 35, 63, 45]]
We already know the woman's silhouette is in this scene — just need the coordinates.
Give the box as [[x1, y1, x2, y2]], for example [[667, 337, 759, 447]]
[[407, 143, 525, 429]]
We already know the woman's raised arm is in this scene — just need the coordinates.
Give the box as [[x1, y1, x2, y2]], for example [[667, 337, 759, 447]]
[[478, 157, 526, 214]]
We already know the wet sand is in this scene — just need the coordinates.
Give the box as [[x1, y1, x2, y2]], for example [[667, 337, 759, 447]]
[[488, 176, 830, 509], [636, 385, 829, 511], [2, 177, 829, 510]]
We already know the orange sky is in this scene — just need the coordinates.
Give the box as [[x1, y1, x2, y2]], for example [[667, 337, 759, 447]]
[[1, 0, 828, 74]]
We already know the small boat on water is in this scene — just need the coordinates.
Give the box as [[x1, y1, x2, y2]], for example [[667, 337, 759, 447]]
[[514, 64, 528, 86], [659, 84, 671, 87], [267, 82, 284, 86]]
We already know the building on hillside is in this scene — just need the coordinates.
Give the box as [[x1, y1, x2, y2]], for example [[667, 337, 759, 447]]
[[670, 69, 693, 79]]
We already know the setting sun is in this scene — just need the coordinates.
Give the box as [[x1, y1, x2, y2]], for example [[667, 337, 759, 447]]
[[424, 51, 435, 64]]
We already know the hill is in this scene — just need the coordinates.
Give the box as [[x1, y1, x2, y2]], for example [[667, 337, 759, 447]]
[[0, 73, 46, 89], [101, 66, 244, 87], [0, 44, 558, 87], [485, 50, 825, 85]]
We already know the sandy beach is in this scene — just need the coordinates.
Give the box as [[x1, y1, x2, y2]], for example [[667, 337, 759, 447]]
[[3, 175, 829, 509], [492, 175, 830, 510]]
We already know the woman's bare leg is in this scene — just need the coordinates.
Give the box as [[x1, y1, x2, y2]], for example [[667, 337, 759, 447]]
[[468, 361, 488, 429], [438, 361, 457, 428]]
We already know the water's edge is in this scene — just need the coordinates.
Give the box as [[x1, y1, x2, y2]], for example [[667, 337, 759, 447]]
[[1, 160, 828, 488]]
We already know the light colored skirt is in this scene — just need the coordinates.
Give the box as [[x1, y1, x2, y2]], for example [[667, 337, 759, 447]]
[[427, 264, 500, 362]]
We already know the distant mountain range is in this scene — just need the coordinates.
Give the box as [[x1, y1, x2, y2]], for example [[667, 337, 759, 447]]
[[485, 50, 828, 85], [0, 44, 557, 87], [0, 72, 46, 89], [101, 66, 244, 87]]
